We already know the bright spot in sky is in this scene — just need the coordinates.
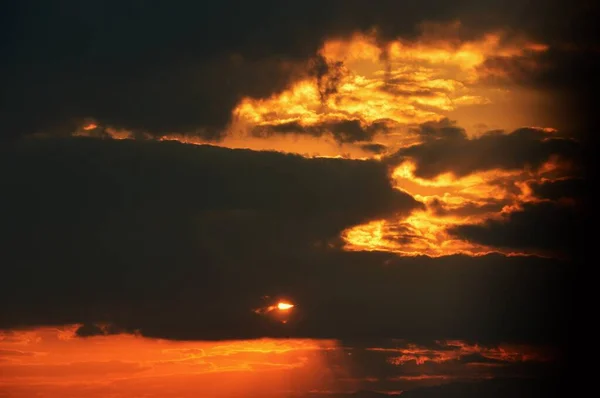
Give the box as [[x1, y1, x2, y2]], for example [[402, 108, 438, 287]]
[[277, 302, 294, 311]]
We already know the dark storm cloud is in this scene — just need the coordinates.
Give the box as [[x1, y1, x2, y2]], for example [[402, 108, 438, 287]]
[[529, 178, 586, 201], [1, 137, 419, 251], [448, 201, 584, 255], [387, 119, 580, 179], [2, 0, 596, 142], [252, 119, 389, 143], [0, 138, 570, 344]]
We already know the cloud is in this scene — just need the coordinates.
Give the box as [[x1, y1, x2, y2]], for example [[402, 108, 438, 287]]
[[528, 178, 586, 201], [0, 326, 562, 397], [388, 119, 580, 179], [361, 143, 388, 154], [0, 1, 433, 141], [476, 43, 599, 143], [309, 54, 347, 102], [0, 361, 148, 378], [252, 119, 390, 144], [0, 137, 572, 344], [0, 349, 36, 357], [75, 323, 123, 337], [427, 198, 507, 218], [448, 201, 584, 255], [2, 0, 597, 144]]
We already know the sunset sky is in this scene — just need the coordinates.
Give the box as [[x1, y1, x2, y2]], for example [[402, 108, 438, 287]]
[[1, 1, 596, 397]]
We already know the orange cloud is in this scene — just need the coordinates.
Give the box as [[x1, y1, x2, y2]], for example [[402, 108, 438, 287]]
[[0, 326, 346, 398], [232, 30, 548, 149], [341, 164, 528, 257], [77, 27, 549, 159], [0, 326, 554, 397], [66, 28, 573, 259], [340, 129, 577, 257]]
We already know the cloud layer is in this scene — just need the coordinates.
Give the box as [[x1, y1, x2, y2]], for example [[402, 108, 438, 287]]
[[0, 326, 563, 398], [0, 138, 571, 345]]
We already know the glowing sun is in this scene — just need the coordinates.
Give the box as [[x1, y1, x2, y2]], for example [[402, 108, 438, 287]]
[[277, 302, 294, 311]]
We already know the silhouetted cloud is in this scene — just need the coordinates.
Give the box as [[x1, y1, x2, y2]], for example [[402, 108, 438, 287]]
[[529, 178, 586, 201], [0, 138, 570, 344], [448, 201, 584, 255], [388, 119, 580, 179], [252, 119, 390, 143], [361, 143, 388, 154]]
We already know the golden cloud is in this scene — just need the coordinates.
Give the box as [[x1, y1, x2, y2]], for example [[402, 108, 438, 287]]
[[68, 28, 576, 259]]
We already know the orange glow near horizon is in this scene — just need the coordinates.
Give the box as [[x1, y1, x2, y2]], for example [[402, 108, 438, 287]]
[[0, 326, 552, 397], [0, 325, 348, 398]]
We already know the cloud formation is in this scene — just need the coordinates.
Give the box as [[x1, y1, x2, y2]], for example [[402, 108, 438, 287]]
[[252, 119, 389, 144], [0, 326, 561, 398], [0, 138, 570, 344], [448, 201, 584, 255], [2, 0, 596, 144], [388, 119, 579, 179]]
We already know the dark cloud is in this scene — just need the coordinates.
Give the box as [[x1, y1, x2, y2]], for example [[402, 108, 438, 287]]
[[252, 119, 389, 143], [448, 201, 584, 256], [387, 119, 580, 179], [529, 178, 586, 202], [0, 138, 570, 345], [75, 323, 122, 337], [310, 54, 346, 102], [361, 143, 388, 154]]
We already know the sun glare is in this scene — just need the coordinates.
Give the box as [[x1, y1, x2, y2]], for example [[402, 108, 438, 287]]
[[277, 302, 294, 311]]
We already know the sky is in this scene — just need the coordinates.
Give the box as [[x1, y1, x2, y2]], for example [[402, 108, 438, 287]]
[[0, 1, 596, 397]]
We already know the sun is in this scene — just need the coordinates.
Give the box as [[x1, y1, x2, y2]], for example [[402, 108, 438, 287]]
[[277, 302, 294, 311]]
